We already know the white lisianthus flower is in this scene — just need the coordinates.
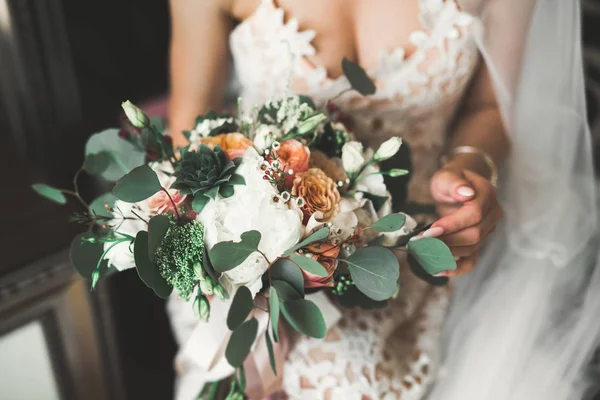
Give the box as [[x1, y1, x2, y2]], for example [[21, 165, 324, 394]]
[[380, 213, 418, 247], [252, 124, 282, 154], [341, 141, 365, 174], [121, 100, 149, 128], [197, 148, 303, 297], [103, 161, 178, 271], [354, 164, 392, 217], [374, 137, 402, 161]]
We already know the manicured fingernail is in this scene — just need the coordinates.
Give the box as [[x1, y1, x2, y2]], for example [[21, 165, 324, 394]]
[[453, 256, 461, 261], [409, 235, 422, 242], [422, 226, 444, 238], [457, 186, 475, 197], [434, 272, 448, 277]]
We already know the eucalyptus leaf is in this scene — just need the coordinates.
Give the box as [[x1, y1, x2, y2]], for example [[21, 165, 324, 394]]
[[407, 237, 457, 275], [113, 165, 162, 203], [227, 286, 253, 330], [338, 285, 388, 309], [83, 151, 113, 175], [343, 246, 399, 301], [283, 227, 330, 257], [342, 57, 376, 96], [289, 254, 328, 277], [89, 193, 117, 219], [209, 231, 262, 272], [280, 299, 326, 339], [265, 329, 277, 375], [370, 213, 406, 233], [148, 215, 171, 261], [225, 318, 259, 368], [70, 232, 109, 280], [269, 286, 280, 342], [134, 231, 173, 298], [270, 258, 304, 297], [407, 254, 449, 286], [32, 183, 67, 205], [85, 128, 145, 181], [271, 280, 302, 301]]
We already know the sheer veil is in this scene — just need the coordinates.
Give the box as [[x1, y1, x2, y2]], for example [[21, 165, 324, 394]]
[[429, 0, 600, 399]]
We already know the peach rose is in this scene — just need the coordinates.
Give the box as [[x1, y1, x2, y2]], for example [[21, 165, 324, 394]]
[[199, 133, 252, 160], [292, 168, 341, 222], [146, 189, 187, 216], [276, 139, 310, 189], [301, 242, 340, 289]]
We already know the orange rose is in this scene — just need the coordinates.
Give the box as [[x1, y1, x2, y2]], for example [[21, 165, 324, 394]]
[[292, 168, 341, 222], [276, 140, 310, 189], [199, 133, 252, 160], [308, 150, 348, 193], [301, 242, 340, 289]]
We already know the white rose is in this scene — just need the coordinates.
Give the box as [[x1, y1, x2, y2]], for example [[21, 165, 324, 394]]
[[252, 124, 281, 154], [103, 161, 177, 271], [341, 141, 365, 174], [374, 137, 402, 161], [197, 148, 303, 297]]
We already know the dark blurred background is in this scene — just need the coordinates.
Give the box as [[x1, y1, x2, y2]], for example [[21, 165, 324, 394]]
[[0, 1, 599, 400]]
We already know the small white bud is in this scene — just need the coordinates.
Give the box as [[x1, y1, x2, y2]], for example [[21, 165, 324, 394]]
[[121, 100, 149, 128], [374, 137, 403, 161]]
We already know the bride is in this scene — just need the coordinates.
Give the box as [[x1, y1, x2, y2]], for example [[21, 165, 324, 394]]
[[166, 0, 600, 399]]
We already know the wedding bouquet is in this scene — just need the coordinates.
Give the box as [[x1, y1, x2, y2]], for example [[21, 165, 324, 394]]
[[32, 59, 456, 398]]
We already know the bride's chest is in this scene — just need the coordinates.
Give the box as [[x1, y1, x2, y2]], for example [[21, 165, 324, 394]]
[[230, 0, 479, 113]]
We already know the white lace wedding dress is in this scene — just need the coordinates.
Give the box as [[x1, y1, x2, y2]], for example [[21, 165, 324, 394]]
[[169, 0, 481, 399]]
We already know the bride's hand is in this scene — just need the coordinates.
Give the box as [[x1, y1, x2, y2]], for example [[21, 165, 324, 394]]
[[426, 167, 503, 276]]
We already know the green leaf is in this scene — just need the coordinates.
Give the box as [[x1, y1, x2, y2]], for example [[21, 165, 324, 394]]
[[407, 237, 457, 275], [89, 193, 117, 219], [370, 214, 406, 233], [297, 113, 327, 135], [32, 183, 67, 205], [227, 287, 253, 330], [407, 254, 449, 286], [85, 128, 145, 181], [280, 299, 326, 338], [283, 227, 330, 257], [289, 253, 328, 277], [83, 151, 113, 175], [271, 280, 302, 301], [228, 174, 246, 186], [342, 57, 376, 96], [113, 165, 162, 203], [192, 194, 210, 212], [360, 191, 388, 213], [343, 246, 399, 301], [338, 285, 388, 309], [209, 231, 262, 273], [134, 231, 173, 298], [148, 215, 171, 261], [70, 232, 109, 279], [265, 329, 277, 376], [236, 366, 246, 392], [270, 258, 304, 297], [225, 318, 259, 368], [269, 287, 280, 342], [149, 116, 165, 133]]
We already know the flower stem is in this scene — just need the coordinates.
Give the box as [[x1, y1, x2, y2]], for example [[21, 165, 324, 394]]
[[161, 187, 181, 220]]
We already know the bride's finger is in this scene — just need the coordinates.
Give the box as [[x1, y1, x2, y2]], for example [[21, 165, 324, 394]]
[[450, 243, 480, 257], [438, 207, 501, 246], [438, 251, 478, 277]]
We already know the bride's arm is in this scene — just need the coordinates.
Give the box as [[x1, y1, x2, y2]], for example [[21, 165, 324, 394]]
[[169, 0, 233, 149], [426, 62, 507, 276]]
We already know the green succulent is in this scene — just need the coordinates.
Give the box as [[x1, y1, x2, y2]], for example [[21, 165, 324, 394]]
[[172, 145, 245, 212]]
